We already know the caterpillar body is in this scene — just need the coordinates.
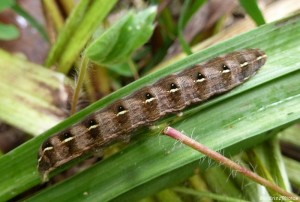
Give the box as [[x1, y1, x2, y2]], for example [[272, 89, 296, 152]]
[[38, 49, 267, 179]]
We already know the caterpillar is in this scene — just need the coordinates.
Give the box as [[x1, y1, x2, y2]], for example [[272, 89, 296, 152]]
[[38, 49, 267, 180]]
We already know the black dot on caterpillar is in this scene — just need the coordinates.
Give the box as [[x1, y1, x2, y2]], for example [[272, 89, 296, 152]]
[[169, 83, 179, 93], [145, 92, 155, 103], [88, 119, 97, 127], [196, 72, 206, 82], [42, 140, 53, 150], [58, 131, 74, 143], [117, 105, 127, 116], [222, 64, 230, 73], [145, 93, 153, 100]]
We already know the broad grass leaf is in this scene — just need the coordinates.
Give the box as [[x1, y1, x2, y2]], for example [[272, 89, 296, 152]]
[[0, 24, 19, 40], [86, 6, 156, 65], [85, 12, 133, 64]]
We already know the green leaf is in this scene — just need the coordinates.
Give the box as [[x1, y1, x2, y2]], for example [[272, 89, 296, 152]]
[[45, 0, 118, 73], [86, 6, 157, 65], [239, 0, 266, 26], [0, 0, 15, 12], [1, 13, 300, 202], [106, 62, 133, 77], [85, 12, 133, 65], [0, 23, 19, 40]]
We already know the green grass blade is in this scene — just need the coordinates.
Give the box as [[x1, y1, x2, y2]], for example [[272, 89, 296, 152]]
[[173, 187, 249, 202], [246, 139, 291, 198], [239, 0, 266, 25], [284, 157, 300, 189], [177, 0, 194, 55], [0, 23, 19, 40], [0, 13, 300, 202], [45, 0, 117, 73], [0, 0, 15, 12], [177, 0, 206, 55], [44, 0, 90, 68], [11, 4, 49, 41]]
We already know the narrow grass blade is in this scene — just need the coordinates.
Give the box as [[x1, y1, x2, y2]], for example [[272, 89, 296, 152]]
[[239, 0, 266, 25]]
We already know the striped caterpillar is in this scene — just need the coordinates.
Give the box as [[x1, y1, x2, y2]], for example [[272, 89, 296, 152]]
[[38, 49, 267, 179]]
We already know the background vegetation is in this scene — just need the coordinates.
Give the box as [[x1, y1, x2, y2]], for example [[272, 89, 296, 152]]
[[0, 0, 299, 201]]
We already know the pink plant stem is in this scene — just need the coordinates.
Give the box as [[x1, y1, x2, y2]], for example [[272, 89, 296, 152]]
[[164, 126, 300, 202]]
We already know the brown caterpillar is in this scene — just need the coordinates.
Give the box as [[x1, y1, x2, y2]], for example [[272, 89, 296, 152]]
[[38, 49, 267, 180]]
